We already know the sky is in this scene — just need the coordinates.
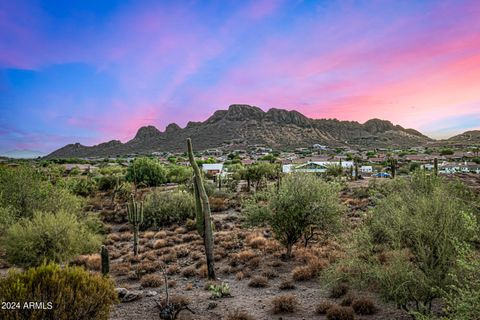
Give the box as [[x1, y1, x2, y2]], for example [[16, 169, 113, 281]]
[[1, 0, 480, 153]]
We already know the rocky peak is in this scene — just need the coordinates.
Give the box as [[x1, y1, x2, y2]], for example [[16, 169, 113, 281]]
[[363, 119, 395, 134], [224, 104, 264, 121], [165, 123, 181, 133], [265, 108, 310, 126], [134, 125, 161, 140]]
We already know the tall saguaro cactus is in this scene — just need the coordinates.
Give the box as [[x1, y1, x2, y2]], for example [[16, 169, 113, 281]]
[[434, 157, 438, 176], [389, 158, 397, 179], [127, 196, 144, 256], [187, 138, 216, 280]]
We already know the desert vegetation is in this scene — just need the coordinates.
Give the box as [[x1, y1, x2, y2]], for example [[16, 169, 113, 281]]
[[0, 151, 479, 320]]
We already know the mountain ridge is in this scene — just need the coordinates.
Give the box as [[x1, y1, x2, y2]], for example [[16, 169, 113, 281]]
[[45, 104, 468, 159]]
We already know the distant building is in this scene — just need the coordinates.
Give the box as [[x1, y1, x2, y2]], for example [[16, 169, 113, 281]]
[[202, 163, 224, 175], [282, 161, 353, 173], [360, 166, 373, 173]]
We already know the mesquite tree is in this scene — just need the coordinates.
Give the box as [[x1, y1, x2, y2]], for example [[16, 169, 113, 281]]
[[187, 138, 216, 280]]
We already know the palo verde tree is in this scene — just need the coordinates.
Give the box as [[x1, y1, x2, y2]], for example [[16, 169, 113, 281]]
[[187, 138, 216, 279], [340, 171, 479, 317], [245, 173, 343, 258]]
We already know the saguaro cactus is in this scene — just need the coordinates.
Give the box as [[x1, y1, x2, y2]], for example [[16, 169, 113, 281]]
[[434, 157, 438, 176], [127, 196, 144, 256], [187, 138, 216, 280], [389, 158, 397, 179], [101, 245, 110, 276]]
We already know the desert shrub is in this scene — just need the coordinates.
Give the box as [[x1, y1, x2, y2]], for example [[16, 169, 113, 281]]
[[245, 173, 343, 257], [351, 297, 377, 315], [227, 309, 255, 320], [440, 247, 480, 320], [271, 294, 299, 314], [65, 176, 96, 196], [0, 263, 118, 320], [97, 174, 122, 191], [326, 305, 355, 320], [327, 172, 478, 317], [0, 166, 83, 223], [279, 279, 295, 290], [166, 165, 192, 184], [125, 157, 167, 187], [330, 282, 349, 298], [316, 300, 335, 314], [3, 210, 102, 267], [140, 274, 164, 287], [248, 275, 268, 288], [142, 190, 195, 229]]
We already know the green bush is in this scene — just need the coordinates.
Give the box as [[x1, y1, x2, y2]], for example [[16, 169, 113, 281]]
[[4, 210, 102, 267], [166, 165, 192, 184], [125, 157, 167, 187], [97, 174, 121, 191], [245, 173, 343, 257], [329, 172, 478, 317], [142, 190, 195, 229], [0, 166, 83, 223], [66, 176, 96, 196], [0, 263, 118, 320]]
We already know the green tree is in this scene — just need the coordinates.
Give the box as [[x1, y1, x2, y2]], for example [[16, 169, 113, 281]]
[[166, 164, 192, 184], [344, 172, 478, 317], [125, 157, 167, 187], [245, 174, 343, 257]]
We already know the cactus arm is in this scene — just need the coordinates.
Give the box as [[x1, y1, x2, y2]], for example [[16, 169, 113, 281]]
[[187, 138, 216, 280]]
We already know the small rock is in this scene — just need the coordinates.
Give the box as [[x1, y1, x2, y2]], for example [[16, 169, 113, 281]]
[[122, 290, 143, 302], [145, 290, 158, 297], [207, 302, 217, 310], [115, 288, 128, 298]]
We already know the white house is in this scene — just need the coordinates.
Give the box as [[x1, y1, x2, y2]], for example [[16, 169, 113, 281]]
[[360, 165, 373, 173], [282, 161, 353, 173], [202, 163, 224, 175]]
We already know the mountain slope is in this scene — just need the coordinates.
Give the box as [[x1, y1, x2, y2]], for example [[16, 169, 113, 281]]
[[46, 104, 433, 158]]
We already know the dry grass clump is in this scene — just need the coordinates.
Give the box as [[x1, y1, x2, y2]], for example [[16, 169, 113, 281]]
[[181, 234, 196, 243], [119, 232, 133, 241], [291, 265, 315, 281], [154, 230, 167, 239], [174, 226, 187, 234], [227, 309, 256, 320], [261, 267, 277, 279], [279, 279, 295, 290], [142, 251, 157, 261], [235, 271, 245, 280], [137, 260, 163, 274], [351, 297, 377, 315], [168, 280, 177, 288], [197, 265, 208, 278], [113, 262, 131, 276], [230, 250, 257, 266], [161, 253, 177, 264], [72, 254, 101, 271], [166, 264, 180, 275], [248, 275, 268, 288], [140, 274, 164, 287], [330, 282, 350, 298], [181, 266, 197, 278], [271, 294, 299, 314], [175, 247, 190, 258], [247, 236, 267, 249], [108, 233, 121, 242], [316, 300, 335, 314], [143, 231, 156, 239], [326, 305, 355, 320], [153, 239, 168, 249], [340, 293, 355, 307], [185, 282, 193, 291]]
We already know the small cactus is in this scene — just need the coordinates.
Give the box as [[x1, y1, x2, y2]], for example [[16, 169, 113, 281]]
[[127, 196, 144, 256], [101, 245, 109, 276]]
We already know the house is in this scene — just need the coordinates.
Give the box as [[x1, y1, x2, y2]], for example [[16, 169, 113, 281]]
[[282, 161, 353, 173], [202, 163, 224, 175], [63, 164, 98, 173], [360, 166, 373, 173]]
